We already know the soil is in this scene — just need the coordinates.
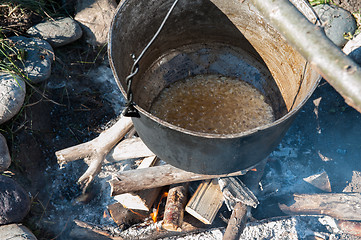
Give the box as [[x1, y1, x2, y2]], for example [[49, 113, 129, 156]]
[[1, 0, 361, 239], [333, 0, 361, 13]]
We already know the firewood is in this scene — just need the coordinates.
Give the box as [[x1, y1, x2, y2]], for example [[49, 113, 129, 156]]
[[222, 202, 248, 240], [56, 116, 133, 190], [162, 183, 188, 231], [337, 220, 361, 237], [185, 179, 224, 225], [106, 138, 154, 162], [70, 219, 124, 240], [107, 202, 148, 229], [113, 156, 161, 211], [218, 176, 259, 210], [109, 164, 249, 196], [222, 159, 267, 240], [279, 193, 361, 220]]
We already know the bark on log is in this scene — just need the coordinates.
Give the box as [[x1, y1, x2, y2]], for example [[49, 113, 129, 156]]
[[279, 193, 361, 220], [222, 202, 248, 240], [249, 0, 361, 113], [162, 183, 188, 231], [109, 164, 249, 196], [337, 220, 361, 237], [56, 116, 133, 189]]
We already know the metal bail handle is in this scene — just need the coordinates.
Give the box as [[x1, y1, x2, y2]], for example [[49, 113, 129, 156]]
[[122, 0, 179, 118]]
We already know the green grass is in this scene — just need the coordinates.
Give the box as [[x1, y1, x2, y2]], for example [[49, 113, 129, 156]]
[[308, 0, 333, 6]]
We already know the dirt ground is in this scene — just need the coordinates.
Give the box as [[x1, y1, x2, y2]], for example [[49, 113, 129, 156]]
[[1, 0, 361, 239]]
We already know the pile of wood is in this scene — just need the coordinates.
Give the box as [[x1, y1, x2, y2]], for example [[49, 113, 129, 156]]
[[55, 116, 267, 239], [55, 116, 361, 239]]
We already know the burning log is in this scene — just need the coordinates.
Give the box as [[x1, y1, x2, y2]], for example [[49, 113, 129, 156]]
[[279, 193, 361, 221], [185, 179, 224, 225], [113, 156, 161, 211], [106, 138, 154, 163], [56, 116, 133, 189], [107, 203, 148, 229], [162, 183, 188, 231], [109, 164, 249, 196]]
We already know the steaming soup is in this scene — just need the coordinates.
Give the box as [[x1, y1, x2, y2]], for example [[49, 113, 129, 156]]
[[150, 74, 274, 134]]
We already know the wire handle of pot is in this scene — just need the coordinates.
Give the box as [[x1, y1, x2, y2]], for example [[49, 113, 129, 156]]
[[123, 0, 180, 118]]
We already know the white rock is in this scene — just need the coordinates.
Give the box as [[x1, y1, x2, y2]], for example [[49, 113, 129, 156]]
[[27, 17, 83, 47], [75, 0, 117, 46], [0, 224, 37, 240], [0, 72, 26, 124], [343, 33, 361, 66], [9, 36, 54, 83], [0, 133, 11, 171]]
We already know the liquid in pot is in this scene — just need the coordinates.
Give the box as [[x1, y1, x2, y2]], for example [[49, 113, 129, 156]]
[[150, 74, 274, 134]]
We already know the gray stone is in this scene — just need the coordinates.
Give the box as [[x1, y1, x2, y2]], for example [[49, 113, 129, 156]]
[[27, 17, 83, 47], [0, 134, 11, 171], [75, 0, 117, 46], [0, 175, 30, 225], [9, 36, 54, 83], [0, 224, 37, 240], [0, 72, 26, 124], [313, 4, 357, 47]]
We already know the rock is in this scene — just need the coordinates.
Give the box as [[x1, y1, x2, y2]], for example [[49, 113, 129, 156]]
[[343, 33, 361, 66], [313, 4, 357, 47], [0, 72, 26, 124], [0, 134, 11, 171], [9, 36, 54, 83], [27, 17, 83, 47], [0, 175, 30, 225], [0, 224, 37, 240], [75, 0, 117, 46]]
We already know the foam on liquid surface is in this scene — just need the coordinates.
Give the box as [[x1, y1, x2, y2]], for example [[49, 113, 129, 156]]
[[150, 74, 274, 134]]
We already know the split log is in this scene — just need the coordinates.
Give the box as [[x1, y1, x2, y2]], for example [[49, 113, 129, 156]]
[[56, 116, 133, 189], [106, 138, 154, 163], [109, 164, 249, 196], [218, 176, 259, 210], [185, 179, 224, 225], [107, 202, 148, 229], [162, 183, 188, 231], [279, 193, 361, 221], [113, 156, 161, 211]]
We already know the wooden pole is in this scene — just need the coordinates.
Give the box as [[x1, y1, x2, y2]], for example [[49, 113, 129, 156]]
[[248, 0, 361, 113]]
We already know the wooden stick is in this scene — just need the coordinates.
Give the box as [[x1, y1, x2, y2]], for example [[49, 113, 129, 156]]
[[222, 203, 248, 240], [162, 183, 188, 231], [106, 137, 154, 163], [70, 219, 124, 240], [337, 220, 361, 237], [113, 156, 161, 211], [279, 193, 361, 221], [223, 159, 267, 240], [185, 179, 224, 225], [109, 164, 249, 196], [55, 116, 133, 189]]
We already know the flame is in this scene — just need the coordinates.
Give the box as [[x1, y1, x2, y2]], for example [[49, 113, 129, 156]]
[[103, 210, 109, 218], [250, 168, 257, 171], [150, 191, 168, 223]]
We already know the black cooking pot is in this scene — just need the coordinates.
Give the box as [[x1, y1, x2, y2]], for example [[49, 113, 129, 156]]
[[108, 0, 321, 174]]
